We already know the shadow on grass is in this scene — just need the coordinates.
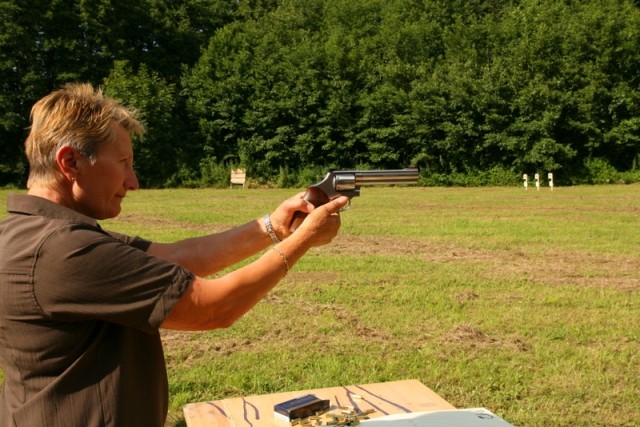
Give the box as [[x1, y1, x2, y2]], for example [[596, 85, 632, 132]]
[[166, 413, 187, 427]]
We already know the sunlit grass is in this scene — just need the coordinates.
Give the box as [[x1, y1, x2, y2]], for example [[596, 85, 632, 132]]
[[0, 185, 638, 427]]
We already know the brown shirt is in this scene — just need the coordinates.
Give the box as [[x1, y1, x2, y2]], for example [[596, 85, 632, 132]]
[[0, 194, 194, 426]]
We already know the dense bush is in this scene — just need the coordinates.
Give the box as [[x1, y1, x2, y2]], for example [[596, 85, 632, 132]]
[[1, 0, 638, 187]]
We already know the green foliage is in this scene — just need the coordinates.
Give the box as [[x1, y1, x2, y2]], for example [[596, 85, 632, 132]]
[[2, 0, 640, 187], [425, 166, 521, 187], [104, 61, 184, 188], [578, 157, 640, 185], [0, 0, 235, 186], [197, 157, 234, 188]]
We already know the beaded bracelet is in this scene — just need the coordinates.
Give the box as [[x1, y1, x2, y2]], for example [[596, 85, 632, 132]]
[[270, 247, 290, 277], [263, 213, 281, 244]]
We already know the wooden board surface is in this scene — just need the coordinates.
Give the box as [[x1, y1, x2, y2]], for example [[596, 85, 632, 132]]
[[183, 379, 455, 427]]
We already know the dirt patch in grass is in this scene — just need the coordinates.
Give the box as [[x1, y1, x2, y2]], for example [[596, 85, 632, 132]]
[[441, 323, 533, 353], [317, 234, 640, 291], [115, 211, 638, 292], [113, 213, 233, 234], [162, 231, 637, 360]]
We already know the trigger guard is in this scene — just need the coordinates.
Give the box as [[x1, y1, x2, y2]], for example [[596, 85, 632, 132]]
[[339, 198, 352, 212]]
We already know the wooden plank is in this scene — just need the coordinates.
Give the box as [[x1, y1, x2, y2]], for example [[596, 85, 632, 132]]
[[183, 379, 455, 427], [230, 168, 246, 187]]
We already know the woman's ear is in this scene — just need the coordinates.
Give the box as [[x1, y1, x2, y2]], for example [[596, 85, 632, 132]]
[[56, 146, 82, 182]]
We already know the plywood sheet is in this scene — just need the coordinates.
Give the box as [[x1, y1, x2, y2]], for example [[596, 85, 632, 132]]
[[183, 379, 455, 427]]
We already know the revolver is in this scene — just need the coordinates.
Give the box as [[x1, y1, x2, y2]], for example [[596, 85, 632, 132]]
[[290, 168, 419, 229]]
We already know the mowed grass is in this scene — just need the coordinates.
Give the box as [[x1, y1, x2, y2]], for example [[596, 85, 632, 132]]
[[1, 185, 638, 427]]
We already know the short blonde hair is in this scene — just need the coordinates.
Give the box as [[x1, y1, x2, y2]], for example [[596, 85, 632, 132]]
[[25, 83, 145, 187]]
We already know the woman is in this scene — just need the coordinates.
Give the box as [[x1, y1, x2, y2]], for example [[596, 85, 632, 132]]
[[0, 83, 348, 426]]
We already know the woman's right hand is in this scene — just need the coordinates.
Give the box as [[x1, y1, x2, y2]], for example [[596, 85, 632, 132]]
[[293, 196, 349, 248]]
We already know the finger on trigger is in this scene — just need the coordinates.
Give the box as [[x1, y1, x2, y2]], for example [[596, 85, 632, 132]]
[[330, 196, 350, 212]]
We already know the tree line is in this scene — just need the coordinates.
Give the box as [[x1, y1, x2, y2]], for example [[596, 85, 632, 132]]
[[1, 0, 639, 188]]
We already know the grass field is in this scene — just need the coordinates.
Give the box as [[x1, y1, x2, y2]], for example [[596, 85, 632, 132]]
[[1, 185, 638, 426]]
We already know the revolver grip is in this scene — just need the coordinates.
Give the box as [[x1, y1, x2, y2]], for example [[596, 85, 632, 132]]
[[289, 186, 331, 231]]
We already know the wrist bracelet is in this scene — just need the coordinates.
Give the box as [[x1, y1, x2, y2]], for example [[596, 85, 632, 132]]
[[270, 247, 290, 277], [263, 213, 281, 244]]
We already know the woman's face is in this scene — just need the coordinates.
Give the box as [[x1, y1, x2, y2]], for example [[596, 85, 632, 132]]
[[73, 125, 139, 219]]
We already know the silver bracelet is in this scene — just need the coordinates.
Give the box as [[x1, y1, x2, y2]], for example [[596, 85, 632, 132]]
[[263, 213, 281, 244], [270, 247, 290, 276]]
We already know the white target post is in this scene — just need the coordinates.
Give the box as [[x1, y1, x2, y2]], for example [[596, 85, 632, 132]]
[[523, 174, 529, 190], [535, 173, 540, 191], [548, 173, 554, 190]]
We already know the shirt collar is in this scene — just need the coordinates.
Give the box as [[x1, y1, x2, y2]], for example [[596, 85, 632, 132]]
[[7, 193, 100, 228]]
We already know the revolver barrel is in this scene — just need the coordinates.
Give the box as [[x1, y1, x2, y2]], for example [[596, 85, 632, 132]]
[[345, 169, 419, 187], [333, 169, 419, 192], [311, 168, 419, 202]]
